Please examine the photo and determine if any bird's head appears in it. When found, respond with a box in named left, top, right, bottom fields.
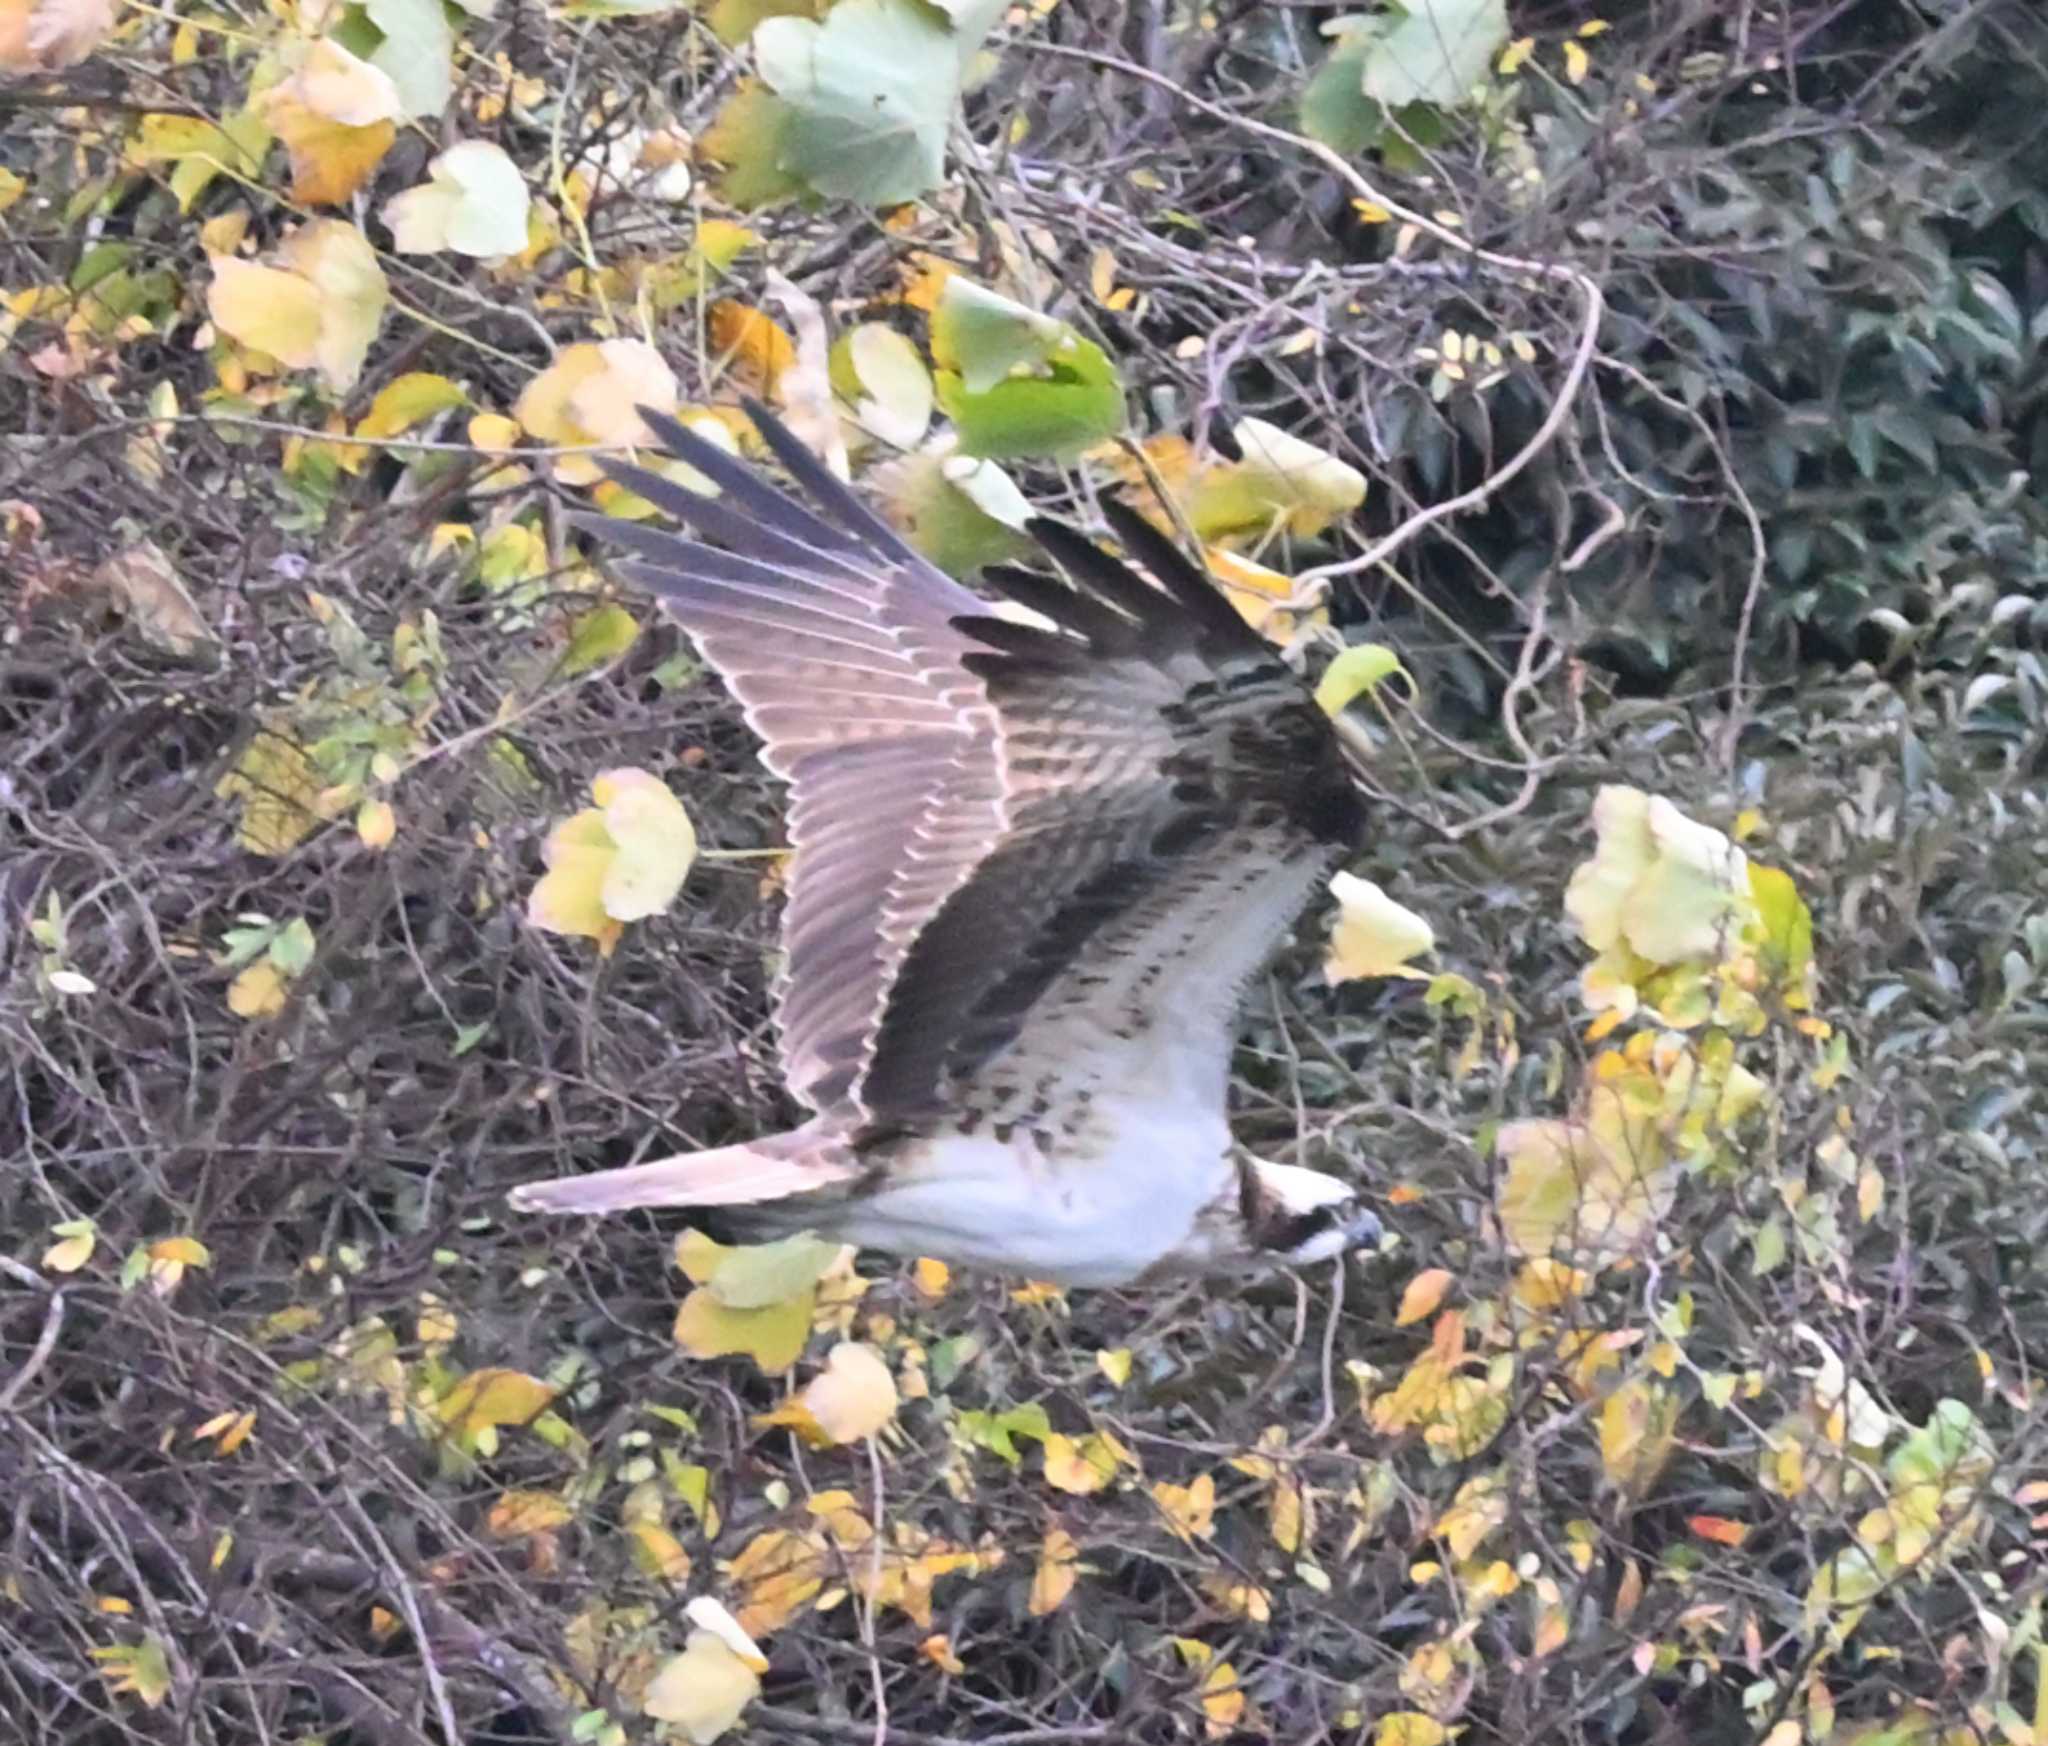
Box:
left=1244, top=1158, right=1383, bottom=1267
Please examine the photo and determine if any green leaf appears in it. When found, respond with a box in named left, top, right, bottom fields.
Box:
left=560, top=603, right=641, bottom=676
left=267, top=917, right=317, bottom=975
left=361, top=0, right=454, bottom=120
left=1360, top=0, right=1511, bottom=109
left=705, top=1234, right=842, bottom=1309
left=1315, top=643, right=1410, bottom=715
left=1299, top=21, right=1386, bottom=154
left=937, top=336, right=1125, bottom=462
left=930, top=279, right=1069, bottom=395
left=754, top=0, right=993, bottom=206
left=874, top=449, right=1034, bottom=575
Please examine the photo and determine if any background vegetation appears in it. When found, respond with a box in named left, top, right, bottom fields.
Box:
left=6, top=1, right=2048, bottom=1743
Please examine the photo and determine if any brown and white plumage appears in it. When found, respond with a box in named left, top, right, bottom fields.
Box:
left=507, top=403, right=1382, bottom=1285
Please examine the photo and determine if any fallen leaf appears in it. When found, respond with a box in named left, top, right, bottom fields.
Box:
left=1041, top=1431, right=1124, bottom=1495
left=41, top=1220, right=96, bottom=1273
left=433, top=1368, right=555, bottom=1439
left=1028, top=1522, right=1079, bottom=1615
left=1152, top=1473, right=1216, bottom=1543
left=93, top=542, right=213, bottom=655
left=797, top=1341, right=898, bottom=1443
left=227, top=959, right=289, bottom=1019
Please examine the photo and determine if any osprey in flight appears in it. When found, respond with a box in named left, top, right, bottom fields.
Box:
left=508, top=403, right=1383, bottom=1286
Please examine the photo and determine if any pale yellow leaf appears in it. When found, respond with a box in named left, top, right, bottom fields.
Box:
left=1325, top=871, right=1435, bottom=982
left=798, top=1341, right=898, bottom=1443
left=41, top=1224, right=96, bottom=1273
left=383, top=140, right=530, bottom=257
left=592, top=767, right=695, bottom=921
left=642, top=1633, right=761, bottom=1743
left=1564, top=786, right=1750, bottom=967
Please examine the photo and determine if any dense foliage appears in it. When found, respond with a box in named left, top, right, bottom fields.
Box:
left=5, top=2, right=2048, bottom=1744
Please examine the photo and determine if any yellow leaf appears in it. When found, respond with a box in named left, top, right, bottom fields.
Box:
left=1325, top=871, right=1435, bottom=982
left=1199, top=1573, right=1271, bottom=1622
left=920, top=1632, right=965, bottom=1674
left=673, top=1286, right=812, bottom=1373
left=227, top=960, right=289, bottom=1018
left=1563, top=38, right=1590, bottom=84
left=642, top=1633, right=761, bottom=1744
left=287, top=36, right=402, bottom=126
left=912, top=1256, right=950, bottom=1299
left=1599, top=1379, right=1679, bottom=1494
left=1396, top=1267, right=1454, bottom=1327
left=487, top=1491, right=574, bottom=1537
left=207, top=258, right=325, bottom=370
left=627, top=1521, right=693, bottom=1582
left=1315, top=642, right=1411, bottom=715
left=356, top=798, right=396, bottom=849
left=1497, top=36, right=1534, bottom=74
left=707, top=300, right=795, bottom=396
left=42, top=1224, right=96, bottom=1273
left=90, top=1637, right=172, bottom=1708
left=1375, top=1713, right=1449, bottom=1746
left=797, top=1341, right=898, bottom=1443
left=515, top=339, right=679, bottom=485
left=689, top=217, right=758, bottom=280
left=592, top=767, right=697, bottom=921
left=729, top=1527, right=827, bottom=1637
left=262, top=91, right=394, bottom=206
left=1494, top=1106, right=1672, bottom=1262
left=1151, top=1473, right=1215, bottom=1543
left=1028, top=1523, right=1079, bottom=1616
left=214, top=724, right=321, bottom=855
left=527, top=810, right=622, bottom=953
left=1095, top=1347, right=1132, bottom=1388
left=357, top=372, right=468, bottom=441
left=1188, top=416, right=1366, bottom=541
left=433, top=1368, right=555, bottom=1438
left=1510, top=1258, right=1589, bottom=1311
left=1042, top=1432, right=1121, bottom=1495
left=1564, top=787, right=1750, bottom=968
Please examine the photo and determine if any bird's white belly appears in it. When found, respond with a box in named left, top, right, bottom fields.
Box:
left=833, top=1110, right=1234, bottom=1288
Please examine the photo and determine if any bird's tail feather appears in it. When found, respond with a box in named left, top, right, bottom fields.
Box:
left=506, top=1130, right=854, bottom=1216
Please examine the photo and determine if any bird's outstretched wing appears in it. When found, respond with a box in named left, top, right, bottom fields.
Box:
left=586, top=405, right=1363, bottom=1136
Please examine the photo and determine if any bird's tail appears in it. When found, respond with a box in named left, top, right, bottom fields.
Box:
left=506, top=1128, right=856, bottom=1216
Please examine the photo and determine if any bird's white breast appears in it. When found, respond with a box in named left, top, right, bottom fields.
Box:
left=834, top=1096, right=1235, bottom=1287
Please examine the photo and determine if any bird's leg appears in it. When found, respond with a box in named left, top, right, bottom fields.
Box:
left=1282, top=1257, right=1347, bottom=1457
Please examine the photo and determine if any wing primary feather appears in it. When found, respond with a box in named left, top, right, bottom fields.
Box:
left=586, top=464, right=873, bottom=587
left=949, top=613, right=1090, bottom=664
left=631, top=406, right=859, bottom=556
left=1025, top=516, right=1191, bottom=635
left=735, top=394, right=929, bottom=563
left=981, top=565, right=1141, bottom=650
left=1098, top=497, right=1264, bottom=649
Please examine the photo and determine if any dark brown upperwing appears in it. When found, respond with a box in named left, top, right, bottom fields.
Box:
left=854, top=512, right=1365, bottom=1118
